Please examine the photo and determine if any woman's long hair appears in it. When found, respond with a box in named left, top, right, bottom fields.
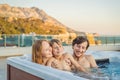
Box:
left=32, top=40, right=48, bottom=64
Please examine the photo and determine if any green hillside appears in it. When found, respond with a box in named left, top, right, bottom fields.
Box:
left=0, top=17, right=67, bottom=34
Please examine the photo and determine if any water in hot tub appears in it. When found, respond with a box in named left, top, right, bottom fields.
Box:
left=98, top=61, right=120, bottom=80
left=63, top=46, right=120, bottom=80
left=72, top=50, right=120, bottom=80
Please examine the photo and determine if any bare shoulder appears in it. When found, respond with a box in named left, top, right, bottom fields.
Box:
left=85, top=54, right=98, bottom=68
left=63, top=52, right=72, bottom=57
left=48, top=57, right=56, bottom=63
left=85, top=54, right=95, bottom=60
left=46, top=57, right=58, bottom=66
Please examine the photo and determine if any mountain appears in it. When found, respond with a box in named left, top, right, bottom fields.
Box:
left=0, top=4, right=75, bottom=34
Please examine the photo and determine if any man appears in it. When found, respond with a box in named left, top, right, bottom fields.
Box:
left=72, top=36, right=98, bottom=68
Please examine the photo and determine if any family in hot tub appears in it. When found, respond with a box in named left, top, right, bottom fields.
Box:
left=32, top=36, right=99, bottom=79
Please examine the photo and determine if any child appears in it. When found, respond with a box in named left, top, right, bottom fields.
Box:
left=72, top=36, right=98, bottom=68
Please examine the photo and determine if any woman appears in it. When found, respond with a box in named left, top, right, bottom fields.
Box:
left=32, top=40, right=62, bottom=69
left=72, top=36, right=98, bottom=68
left=50, top=39, right=88, bottom=73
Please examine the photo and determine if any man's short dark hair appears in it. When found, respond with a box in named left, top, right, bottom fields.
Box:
left=72, top=36, right=89, bottom=50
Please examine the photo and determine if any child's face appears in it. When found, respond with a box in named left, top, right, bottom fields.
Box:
left=41, top=41, right=52, bottom=58
left=52, top=42, right=63, bottom=57
left=73, top=41, right=87, bottom=57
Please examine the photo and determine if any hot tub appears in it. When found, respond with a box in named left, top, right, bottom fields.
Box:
left=7, top=50, right=120, bottom=80
left=7, top=54, right=88, bottom=80
left=86, top=50, right=120, bottom=80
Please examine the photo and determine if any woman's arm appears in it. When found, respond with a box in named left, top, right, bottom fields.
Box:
left=46, top=58, right=62, bottom=70
left=46, top=58, right=54, bottom=67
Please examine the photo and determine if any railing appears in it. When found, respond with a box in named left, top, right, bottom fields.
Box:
left=94, top=35, right=120, bottom=45
left=0, top=34, right=59, bottom=47
left=0, top=34, right=120, bottom=47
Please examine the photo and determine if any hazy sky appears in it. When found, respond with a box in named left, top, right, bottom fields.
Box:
left=0, top=0, right=120, bottom=35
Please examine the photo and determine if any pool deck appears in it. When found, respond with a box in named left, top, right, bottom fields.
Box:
left=0, top=47, right=32, bottom=80
left=0, top=58, right=7, bottom=80
left=0, top=45, right=120, bottom=58
left=88, top=45, right=120, bottom=51
left=0, top=47, right=32, bottom=58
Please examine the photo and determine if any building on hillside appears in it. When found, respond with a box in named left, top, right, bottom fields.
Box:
left=85, top=33, right=95, bottom=45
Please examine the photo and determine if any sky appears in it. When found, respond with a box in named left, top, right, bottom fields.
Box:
left=0, top=0, right=120, bottom=35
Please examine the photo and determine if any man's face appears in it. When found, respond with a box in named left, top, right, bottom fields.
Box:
left=73, top=41, right=87, bottom=57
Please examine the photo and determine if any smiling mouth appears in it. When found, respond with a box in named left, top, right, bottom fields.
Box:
left=76, top=51, right=81, bottom=53
left=57, top=51, right=60, bottom=54
left=76, top=51, right=83, bottom=55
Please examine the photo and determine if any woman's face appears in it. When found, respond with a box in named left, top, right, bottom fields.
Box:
left=51, top=42, right=63, bottom=57
left=41, top=41, right=52, bottom=58
left=73, top=41, right=87, bottom=57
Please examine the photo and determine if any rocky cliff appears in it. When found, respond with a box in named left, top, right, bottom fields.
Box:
left=0, top=4, right=74, bottom=34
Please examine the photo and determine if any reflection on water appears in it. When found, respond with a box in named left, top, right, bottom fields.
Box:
left=97, top=62, right=120, bottom=80
left=74, top=62, right=120, bottom=80
left=73, top=68, right=109, bottom=80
